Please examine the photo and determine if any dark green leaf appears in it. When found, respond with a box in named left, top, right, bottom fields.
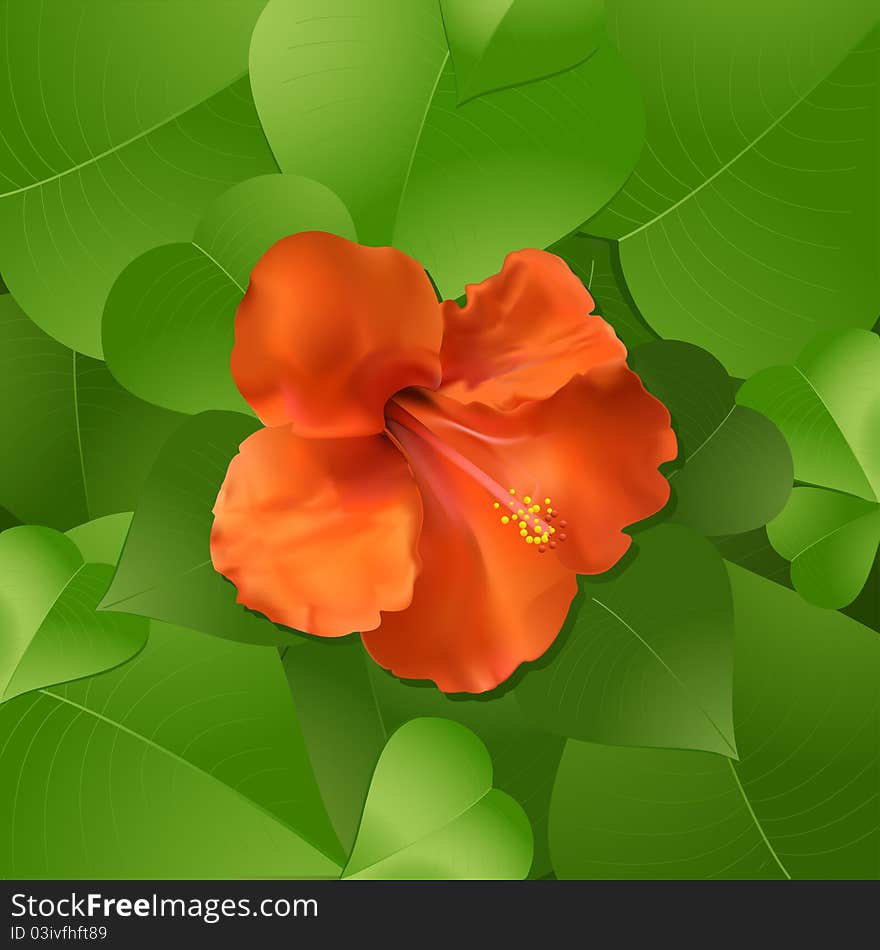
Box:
left=516, top=524, right=736, bottom=756
left=99, top=411, right=286, bottom=646
left=549, top=564, right=880, bottom=879
left=0, top=297, right=184, bottom=530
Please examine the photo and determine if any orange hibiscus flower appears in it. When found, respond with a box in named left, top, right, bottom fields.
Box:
left=210, top=232, right=676, bottom=693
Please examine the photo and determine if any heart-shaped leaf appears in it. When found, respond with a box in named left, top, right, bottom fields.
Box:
left=343, top=718, right=532, bottom=879
left=440, top=0, right=606, bottom=103
left=249, top=0, right=643, bottom=298
left=0, top=296, right=184, bottom=530
left=739, top=329, right=880, bottom=606
left=0, top=1, right=277, bottom=357
left=516, top=524, right=737, bottom=757
left=630, top=340, right=793, bottom=536
left=103, top=174, right=356, bottom=415
left=549, top=564, right=880, bottom=879
left=582, top=5, right=878, bottom=377
left=99, top=410, right=287, bottom=646
left=0, top=525, right=147, bottom=704
left=65, top=512, right=133, bottom=568
left=0, top=621, right=343, bottom=877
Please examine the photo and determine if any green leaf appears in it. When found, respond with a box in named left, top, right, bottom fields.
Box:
left=516, top=524, right=737, bottom=757
left=103, top=174, right=356, bottom=415
left=711, top=528, right=792, bottom=588
left=0, top=0, right=279, bottom=357
left=249, top=0, right=643, bottom=298
left=343, top=718, right=532, bottom=879
left=0, top=526, right=147, bottom=704
left=0, top=296, right=184, bottom=530
left=738, top=330, right=880, bottom=502
left=738, top=329, right=880, bottom=606
left=583, top=6, right=878, bottom=377
left=549, top=233, right=657, bottom=352
left=99, top=410, right=287, bottom=646
left=630, top=340, right=793, bottom=535
left=0, top=621, right=343, bottom=877
left=368, top=663, right=564, bottom=878
left=65, top=512, right=133, bottom=567
left=440, top=0, right=606, bottom=103
left=768, top=488, right=880, bottom=609
left=549, top=564, right=880, bottom=879
left=282, top=638, right=387, bottom=856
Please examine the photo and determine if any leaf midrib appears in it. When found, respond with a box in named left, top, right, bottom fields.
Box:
left=0, top=72, right=248, bottom=199
left=37, top=686, right=342, bottom=870
left=617, top=36, right=862, bottom=243
left=591, top=597, right=737, bottom=757
left=727, top=759, right=791, bottom=880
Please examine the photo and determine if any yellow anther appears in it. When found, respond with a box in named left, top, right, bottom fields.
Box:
left=542, top=534, right=549, bottom=544
left=501, top=516, right=510, bottom=524
left=544, top=498, right=551, bottom=505
left=526, top=536, right=534, bottom=544
left=517, top=509, right=524, bottom=516
left=520, top=528, right=528, bottom=537
left=509, top=500, right=515, bottom=508
left=509, top=488, right=516, bottom=495
left=524, top=495, right=532, bottom=504
left=533, top=525, right=542, bottom=534
left=493, top=502, right=500, bottom=509
left=531, top=505, right=541, bottom=514
left=512, top=515, right=519, bottom=522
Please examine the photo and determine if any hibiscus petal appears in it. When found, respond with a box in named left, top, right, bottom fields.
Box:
left=362, top=403, right=578, bottom=693
left=393, top=365, right=676, bottom=577
left=231, top=232, right=443, bottom=437
left=438, top=248, right=626, bottom=410
left=211, top=425, right=423, bottom=636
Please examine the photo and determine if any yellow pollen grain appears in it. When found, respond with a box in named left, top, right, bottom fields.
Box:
left=542, top=534, right=549, bottom=544
left=501, top=516, right=510, bottom=524
left=531, top=505, right=541, bottom=513
left=549, top=526, right=556, bottom=535
left=526, top=536, right=534, bottom=544
left=517, top=509, right=524, bottom=516
left=509, top=488, right=516, bottom=495
left=544, top=498, right=551, bottom=505
left=493, top=502, right=500, bottom=509
left=533, top=525, right=542, bottom=534
left=520, top=528, right=528, bottom=537
left=524, top=495, right=532, bottom=504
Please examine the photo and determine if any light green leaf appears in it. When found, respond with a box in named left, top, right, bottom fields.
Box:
left=0, top=526, right=146, bottom=704
left=103, top=174, right=356, bottom=415
left=0, top=0, right=277, bottom=357
left=0, top=296, right=184, bottom=530
left=343, top=718, right=532, bottom=879
left=65, top=512, right=133, bottom=567
left=738, top=328, right=880, bottom=606
left=282, top=638, right=387, bottom=856
left=630, top=340, right=793, bottom=535
left=99, top=410, right=287, bottom=646
left=250, top=0, right=642, bottom=298
left=768, top=488, right=880, bottom=609
left=738, top=330, right=880, bottom=502
left=516, top=524, right=737, bottom=757
left=549, top=233, right=657, bottom=351
left=584, top=5, right=878, bottom=377
left=368, top=663, right=564, bottom=879
left=0, top=621, right=343, bottom=877
left=440, top=0, right=606, bottom=102
left=549, top=564, right=880, bottom=879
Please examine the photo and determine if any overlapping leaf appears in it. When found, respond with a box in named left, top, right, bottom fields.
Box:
left=343, top=718, right=532, bottom=879
left=103, top=174, right=356, bottom=415
left=0, top=621, right=343, bottom=878
left=0, top=2, right=278, bottom=356
left=0, top=525, right=146, bottom=704
left=0, top=296, right=184, bottom=530
left=584, top=3, right=878, bottom=376
left=630, top=340, right=793, bottom=536
left=739, top=329, right=880, bottom=606
left=249, top=0, right=643, bottom=298
left=549, top=565, right=880, bottom=879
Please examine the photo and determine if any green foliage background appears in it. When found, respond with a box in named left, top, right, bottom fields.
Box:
left=0, top=0, right=877, bottom=880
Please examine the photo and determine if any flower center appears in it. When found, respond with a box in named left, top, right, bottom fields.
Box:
left=385, top=398, right=568, bottom=555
